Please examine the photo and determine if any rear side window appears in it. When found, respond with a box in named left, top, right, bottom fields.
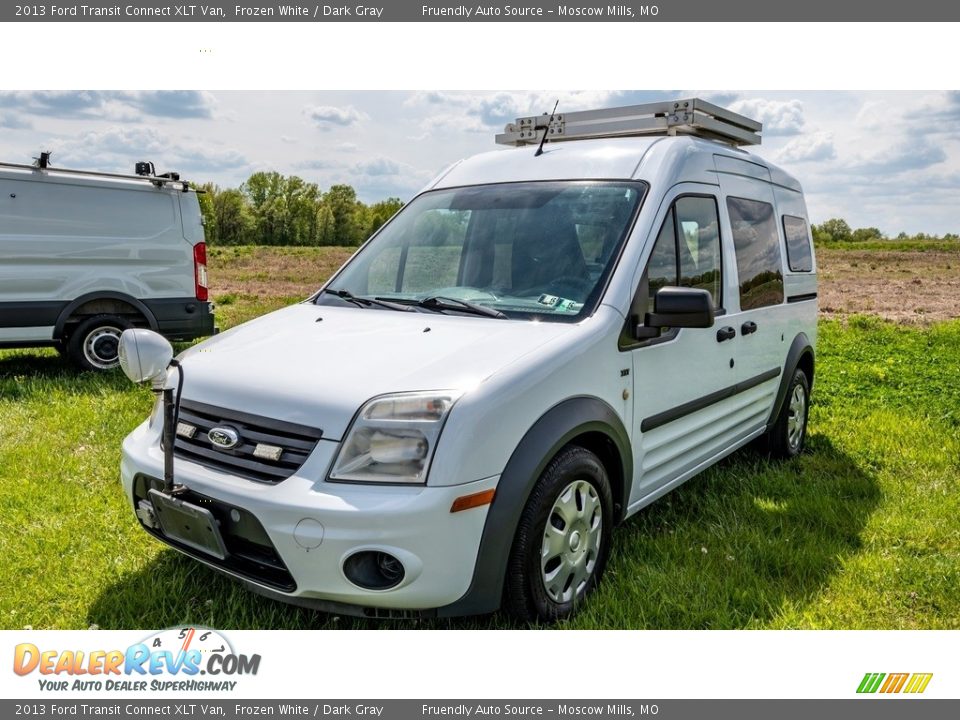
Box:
left=726, top=197, right=784, bottom=310
left=782, top=215, right=813, bottom=272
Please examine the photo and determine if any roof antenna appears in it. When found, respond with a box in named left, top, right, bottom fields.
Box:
left=33, top=151, right=52, bottom=169
left=534, top=99, right=559, bottom=157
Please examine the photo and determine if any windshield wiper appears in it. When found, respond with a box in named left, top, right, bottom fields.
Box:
left=376, top=295, right=507, bottom=319
left=321, top=288, right=414, bottom=312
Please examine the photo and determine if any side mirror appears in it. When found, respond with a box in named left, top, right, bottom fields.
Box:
left=118, top=329, right=174, bottom=384
left=634, top=287, right=715, bottom=339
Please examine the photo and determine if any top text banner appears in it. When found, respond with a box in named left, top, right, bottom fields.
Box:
left=5, top=0, right=960, bottom=21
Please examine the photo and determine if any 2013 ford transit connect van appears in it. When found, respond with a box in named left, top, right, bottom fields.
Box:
left=119, top=99, right=818, bottom=621
left=0, top=155, right=214, bottom=371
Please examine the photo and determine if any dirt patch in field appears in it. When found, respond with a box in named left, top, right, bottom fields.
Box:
left=817, top=248, right=960, bottom=325
left=208, top=246, right=355, bottom=300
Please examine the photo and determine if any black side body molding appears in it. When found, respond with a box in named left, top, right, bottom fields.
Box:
left=0, top=300, right=68, bottom=328
left=437, top=396, right=632, bottom=618
left=767, top=332, right=815, bottom=426
left=640, top=367, right=781, bottom=433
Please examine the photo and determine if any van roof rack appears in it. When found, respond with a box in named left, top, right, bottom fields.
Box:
left=0, top=155, right=193, bottom=191
left=496, top=98, right=762, bottom=148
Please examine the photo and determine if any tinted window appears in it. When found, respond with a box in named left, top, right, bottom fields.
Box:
left=675, top=196, right=722, bottom=309
left=727, top=197, right=784, bottom=310
left=782, top=215, right=813, bottom=272
left=636, top=196, right=722, bottom=326
left=646, top=208, right=678, bottom=304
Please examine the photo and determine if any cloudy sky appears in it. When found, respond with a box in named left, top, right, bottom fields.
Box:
left=1, top=90, right=958, bottom=234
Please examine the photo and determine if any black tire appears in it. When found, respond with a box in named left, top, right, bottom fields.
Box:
left=65, top=314, right=134, bottom=372
left=504, top=445, right=614, bottom=623
left=768, top=368, right=811, bottom=459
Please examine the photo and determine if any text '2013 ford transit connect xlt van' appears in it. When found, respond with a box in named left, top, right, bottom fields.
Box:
left=118, top=99, right=818, bottom=621
left=0, top=155, right=214, bottom=371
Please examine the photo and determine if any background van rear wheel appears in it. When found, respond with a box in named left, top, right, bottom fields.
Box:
left=66, top=314, right=134, bottom=372
left=504, top=445, right=613, bottom=623
left=769, top=368, right=810, bottom=458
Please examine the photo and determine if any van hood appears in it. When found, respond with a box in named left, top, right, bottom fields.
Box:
left=177, top=303, right=572, bottom=440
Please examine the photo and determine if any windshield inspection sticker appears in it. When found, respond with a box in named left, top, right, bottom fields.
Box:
left=538, top=295, right=583, bottom=312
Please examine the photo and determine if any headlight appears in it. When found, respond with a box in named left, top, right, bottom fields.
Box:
left=328, top=391, right=462, bottom=484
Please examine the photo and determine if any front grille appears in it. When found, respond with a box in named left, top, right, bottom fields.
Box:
left=173, top=399, right=324, bottom=484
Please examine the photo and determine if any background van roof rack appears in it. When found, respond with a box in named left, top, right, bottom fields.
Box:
left=0, top=154, right=193, bottom=191
left=496, top=98, right=762, bottom=148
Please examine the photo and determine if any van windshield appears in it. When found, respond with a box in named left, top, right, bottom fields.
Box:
left=315, top=181, right=645, bottom=322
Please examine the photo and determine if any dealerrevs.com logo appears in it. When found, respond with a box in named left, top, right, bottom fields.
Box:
left=13, top=627, right=260, bottom=692
left=857, top=673, right=933, bottom=694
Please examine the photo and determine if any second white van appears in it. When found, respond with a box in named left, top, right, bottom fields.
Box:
left=0, top=155, right=214, bottom=371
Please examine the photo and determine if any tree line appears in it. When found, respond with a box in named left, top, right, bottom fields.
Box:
left=812, top=218, right=959, bottom=244
left=197, top=172, right=404, bottom=246
left=197, top=178, right=958, bottom=249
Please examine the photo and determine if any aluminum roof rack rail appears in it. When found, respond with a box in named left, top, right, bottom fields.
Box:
left=0, top=154, right=193, bottom=191
left=496, top=98, right=762, bottom=148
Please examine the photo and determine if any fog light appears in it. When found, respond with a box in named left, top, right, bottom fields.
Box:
left=343, top=551, right=406, bottom=590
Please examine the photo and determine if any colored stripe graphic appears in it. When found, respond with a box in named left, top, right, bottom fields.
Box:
left=857, top=672, right=932, bottom=694
left=904, top=673, right=934, bottom=694
left=857, top=673, right=885, bottom=693
left=880, top=673, right=909, bottom=693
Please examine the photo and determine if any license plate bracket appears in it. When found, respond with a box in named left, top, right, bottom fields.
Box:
left=148, top=489, right=229, bottom=560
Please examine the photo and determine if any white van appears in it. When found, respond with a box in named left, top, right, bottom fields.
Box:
left=119, top=99, right=818, bottom=621
left=0, top=155, right=214, bottom=370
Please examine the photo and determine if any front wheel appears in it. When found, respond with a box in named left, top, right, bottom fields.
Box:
left=504, top=445, right=613, bottom=623
left=768, top=368, right=810, bottom=458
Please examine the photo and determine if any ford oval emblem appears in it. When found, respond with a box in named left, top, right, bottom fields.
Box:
left=208, top=426, right=240, bottom=450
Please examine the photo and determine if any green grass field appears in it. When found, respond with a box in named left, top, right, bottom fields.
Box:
left=1, top=249, right=958, bottom=630
left=815, top=239, right=960, bottom=253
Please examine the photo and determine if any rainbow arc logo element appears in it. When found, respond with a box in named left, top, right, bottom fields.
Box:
left=857, top=672, right=933, bottom=694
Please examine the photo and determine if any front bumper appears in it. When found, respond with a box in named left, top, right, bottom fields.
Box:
left=121, top=421, right=497, bottom=615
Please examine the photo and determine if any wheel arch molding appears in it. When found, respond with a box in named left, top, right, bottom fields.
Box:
left=54, top=291, right=159, bottom=339
left=768, top=332, right=815, bottom=426
left=437, top=395, right=632, bottom=617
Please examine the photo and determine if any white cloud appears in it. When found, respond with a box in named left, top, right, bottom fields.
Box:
left=846, top=137, right=946, bottom=175
left=777, top=132, right=836, bottom=163
left=123, top=91, right=217, bottom=119
left=294, top=158, right=339, bottom=171
left=0, top=113, right=32, bottom=130
left=355, top=157, right=403, bottom=176
left=406, top=90, right=621, bottom=135
left=304, top=105, right=368, bottom=129
left=49, top=125, right=247, bottom=174
left=730, top=98, right=805, bottom=136
left=0, top=90, right=217, bottom=121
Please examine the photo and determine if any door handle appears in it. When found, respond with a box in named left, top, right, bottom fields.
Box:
left=716, top=326, right=736, bottom=342
left=741, top=321, right=758, bottom=335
